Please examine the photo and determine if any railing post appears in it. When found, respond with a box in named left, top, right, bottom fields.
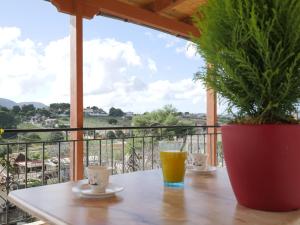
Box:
left=70, top=11, right=84, bottom=181
left=206, top=64, right=218, bottom=166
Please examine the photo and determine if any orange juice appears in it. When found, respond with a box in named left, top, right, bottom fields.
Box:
left=160, top=151, right=187, bottom=186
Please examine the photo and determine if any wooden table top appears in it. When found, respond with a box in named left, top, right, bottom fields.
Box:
left=8, top=169, right=300, bottom=225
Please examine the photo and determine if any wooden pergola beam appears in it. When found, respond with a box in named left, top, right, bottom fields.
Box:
left=149, top=0, right=186, bottom=13
left=206, top=88, right=217, bottom=166
left=206, top=64, right=217, bottom=166
left=70, top=14, right=84, bottom=181
left=50, top=0, right=200, bottom=39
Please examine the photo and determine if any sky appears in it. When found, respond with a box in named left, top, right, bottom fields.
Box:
left=0, top=0, right=213, bottom=114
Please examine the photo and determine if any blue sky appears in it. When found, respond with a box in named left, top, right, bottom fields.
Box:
left=0, top=0, right=210, bottom=113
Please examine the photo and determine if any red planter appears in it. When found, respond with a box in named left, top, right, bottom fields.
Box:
left=222, top=125, right=300, bottom=211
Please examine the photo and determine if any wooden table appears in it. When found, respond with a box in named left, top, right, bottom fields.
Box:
left=8, top=169, right=300, bottom=225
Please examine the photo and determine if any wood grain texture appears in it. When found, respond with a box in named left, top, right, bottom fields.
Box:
left=50, top=0, right=201, bottom=39
left=8, top=169, right=300, bottom=225
left=70, top=15, right=84, bottom=181
left=206, top=64, right=217, bottom=166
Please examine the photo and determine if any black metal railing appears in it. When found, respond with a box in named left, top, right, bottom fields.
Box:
left=0, top=125, right=221, bottom=224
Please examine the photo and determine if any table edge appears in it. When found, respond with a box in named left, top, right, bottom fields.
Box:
left=8, top=192, right=68, bottom=225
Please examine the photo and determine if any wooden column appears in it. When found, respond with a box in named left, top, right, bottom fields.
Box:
left=206, top=65, right=217, bottom=166
left=70, top=14, right=84, bottom=181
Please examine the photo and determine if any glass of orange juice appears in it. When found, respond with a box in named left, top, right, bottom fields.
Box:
left=160, top=151, right=187, bottom=187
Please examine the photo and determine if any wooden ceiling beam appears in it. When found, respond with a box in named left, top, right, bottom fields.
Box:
left=89, top=0, right=200, bottom=39
left=50, top=0, right=99, bottom=19
left=50, top=0, right=200, bottom=39
left=149, top=0, right=186, bottom=13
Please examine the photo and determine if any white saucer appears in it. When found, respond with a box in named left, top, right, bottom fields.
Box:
left=72, top=181, right=124, bottom=199
left=187, top=166, right=217, bottom=174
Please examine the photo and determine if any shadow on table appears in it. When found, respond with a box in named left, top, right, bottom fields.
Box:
left=232, top=204, right=300, bottom=225
left=161, top=187, right=187, bottom=223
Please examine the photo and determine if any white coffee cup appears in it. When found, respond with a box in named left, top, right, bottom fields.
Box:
left=191, top=153, right=208, bottom=170
left=86, top=165, right=110, bottom=193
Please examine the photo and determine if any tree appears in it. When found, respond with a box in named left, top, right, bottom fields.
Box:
left=115, top=130, right=125, bottom=139
left=109, top=107, right=125, bottom=117
left=0, top=111, right=18, bottom=139
left=37, top=108, right=51, bottom=117
left=133, top=105, right=193, bottom=138
left=49, top=103, right=70, bottom=115
left=12, top=105, right=21, bottom=114
left=30, top=151, right=49, bottom=160
left=0, top=111, right=18, bottom=129
left=0, top=106, right=9, bottom=112
left=133, top=105, right=179, bottom=127
left=108, top=118, right=118, bottom=125
left=23, top=133, right=41, bottom=142
left=106, top=131, right=116, bottom=139
left=21, top=104, right=36, bottom=117
left=49, top=132, right=64, bottom=141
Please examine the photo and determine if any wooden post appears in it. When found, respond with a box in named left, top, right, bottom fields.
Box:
left=70, top=14, right=84, bottom=181
left=206, top=65, right=217, bottom=166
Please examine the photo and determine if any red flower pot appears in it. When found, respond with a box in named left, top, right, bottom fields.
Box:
left=222, top=125, right=300, bottom=211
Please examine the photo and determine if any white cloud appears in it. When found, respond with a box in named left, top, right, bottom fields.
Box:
left=176, top=41, right=200, bottom=60
left=0, top=26, right=207, bottom=113
left=85, top=78, right=206, bottom=113
left=147, top=58, right=157, bottom=73
left=144, top=31, right=154, bottom=39
left=157, top=33, right=180, bottom=48
left=0, top=27, right=21, bottom=48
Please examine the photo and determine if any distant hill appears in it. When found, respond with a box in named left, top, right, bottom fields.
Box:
left=0, top=98, right=17, bottom=108
left=0, top=98, right=47, bottom=109
left=18, top=102, right=47, bottom=109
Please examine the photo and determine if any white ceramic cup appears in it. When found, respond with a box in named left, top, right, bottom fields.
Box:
left=86, top=165, right=110, bottom=193
left=191, top=153, right=208, bottom=170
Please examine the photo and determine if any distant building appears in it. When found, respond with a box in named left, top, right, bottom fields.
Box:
left=15, top=161, right=44, bottom=173
left=84, top=108, right=93, bottom=114
left=84, top=107, right=108, bottom=117
left=125, top=112, right=134, bottom=117
left=30, top=115, right=46, bottom=124
left=44, top=118, right=58, bottom=127
left=89, top=112, right=108, bottom=117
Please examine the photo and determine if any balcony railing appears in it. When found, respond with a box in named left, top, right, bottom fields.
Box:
left=0, top=125, right=221, bottom=224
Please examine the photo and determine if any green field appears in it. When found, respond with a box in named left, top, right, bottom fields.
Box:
left=83, top=116, right=132, bottom=127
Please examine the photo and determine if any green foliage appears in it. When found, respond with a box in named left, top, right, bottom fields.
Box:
left=0, top=106, right=9, bottom=112
left=29, top=151, right=49, bottom=160
left=12, top=105, right=21, bottom=114
left=115, top=130, right=125, bottom=138
left=133, top=105, right=193, bottom=138
left=106, top=131, right=116, bottom=139
left=30, top=152, right=41, bottom=160
left=27, top=179, right=42, bottom=188
left=109, top=107, right=125, bottom=117
left=193, top=0, right=300, bottom=124
left=0, top=111, right=18, bottom=129
left=49, top=131, right=64, bottom=141
left=0, top=145, right=11, bottom=158
left=50, top=103, right=70, bottom=115
left=37, top=108, right=51, bottom=117
left=133, top=105, right=178, bottom=126
left=21, top=104, right=36, bottom=117
left=108, top=118, right=118, bottom=125
left=23, top=133, right=41, bottom=142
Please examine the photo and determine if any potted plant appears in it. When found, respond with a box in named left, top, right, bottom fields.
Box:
left=193, top=0, right=300, bottom=211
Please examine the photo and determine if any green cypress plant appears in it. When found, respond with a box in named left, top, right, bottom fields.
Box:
left=193, top=0, right=300, bottom=124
